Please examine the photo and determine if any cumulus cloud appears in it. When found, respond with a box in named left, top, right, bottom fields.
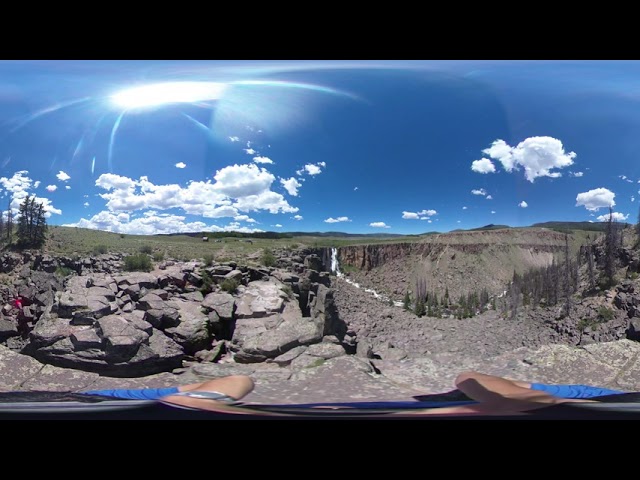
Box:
left=369, top=222, right=390, bottom=228
left=293, top=215, right=303, bottom=220
left=324, top=216, right=351, bottom=223
left=403, top=209, right=437, bottom=220
left=486, top=195, right=493, bottom=200
left=94, top=166, right=297, bottom=218
left=482, top=136, right=575, bottom=182
left=234, top=215, right=256, bottom=223
left=471, top=158, right=496, bottom=174
left=491, top=210, right=496, bottom=214
left=65, top=186, right=71, bottom=190
left=33, top=181, right=40, bottom=188
left=64, top=210, right=263, bottom=235
left=0, top=171, right=62, bottom=218
left=354, top=186, right=358, bottom=191
left=569, top=171, right=584, bottom=177
left=471, top=189, right=487, bottom=196
left=273, top=224, right=282, bottom=228
left=244, top=148, right=256, bottom=155
left=596, top=212, right=629, bottom=222
left=253, top=156, right=274, bottom=164
left=576, top=187, right=616, bottom=211
left=46, top=185, right=57, bottom=192
left=632, top=196, right=636, bottom=202
left=619, top=175, right=633, bottom=183
left=213, top=164, right=275, bottom=198
left=56, top=171, right=70, bottom=182
left=304, top=164, right=322, bottom=175
left=280, top=177, right=302, bottom=196
left=519, top=201, right=528, bottom=208
left=175, top=162, right=186, bottom=169
left=84, top=202, right=89, bottom=207
left=229, top=136, right=240, bottom=142
left=462, top=206, right=468, bottom=210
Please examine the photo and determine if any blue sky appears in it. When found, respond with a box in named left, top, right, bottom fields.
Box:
left=0, top=60, right=638, bottom=235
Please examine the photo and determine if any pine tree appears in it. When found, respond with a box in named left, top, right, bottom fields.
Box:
left=6, top=204, right=13, bottom=243
left=403, top=291, right=411, bottom=311
left=16, top=195, right=47, bottom=247
left=604, top=207, right=616, bottom=287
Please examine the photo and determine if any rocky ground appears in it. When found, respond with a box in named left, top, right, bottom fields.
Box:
left=0, top=239, right=638, bottom=406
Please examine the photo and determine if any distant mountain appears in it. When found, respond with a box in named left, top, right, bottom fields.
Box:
left=287, top=231, right=410, bottom=238
left=531, top=221, right=629, bottom=232
left=467, top=224, right=511, bottom=231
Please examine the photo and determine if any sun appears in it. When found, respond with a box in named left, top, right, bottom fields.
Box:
left=110, top=81, right=227, bottom=109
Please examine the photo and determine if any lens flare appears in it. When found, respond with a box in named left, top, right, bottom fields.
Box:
left=110, top=82, right=227, bottom=109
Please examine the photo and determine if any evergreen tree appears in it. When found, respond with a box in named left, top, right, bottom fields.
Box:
left=6, top=204, right=12, bottom=243
left=403, top=291, right=411, bottom=311
left=16, top=195, right=47, bottom=247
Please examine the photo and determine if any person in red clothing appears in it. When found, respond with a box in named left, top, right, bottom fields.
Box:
left=13, top=297, right=23, bottom=310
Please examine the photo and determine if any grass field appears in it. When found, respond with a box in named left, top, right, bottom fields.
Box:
left=42, top=226, right=417, bottom=264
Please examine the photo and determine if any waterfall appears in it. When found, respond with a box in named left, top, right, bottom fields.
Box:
left=331, top=247, right=403, bottom=307
left=330, top=247, right=342, bottom=277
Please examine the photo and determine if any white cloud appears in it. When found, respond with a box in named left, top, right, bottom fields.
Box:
left=273, top=224, right=282, bottom=228
left=175, top=162, right=186, bottom=169
left=491, top=210, right=496, bottom=214
left=33, top=181, right=40, bottom=188
left=65, top=186, right=71, bottom=190
left=234, top=215, right=256, bottom=223
left=324, top=216, right=351, bottom=223
left=213, top=164, right=274, bottom=198
left=596, top=212, right=629, bottom=222
left=84, top=202, right=89, bottom=207
left=56, top=171, right=70, bottom=182
left=569, top=171, right=584, bottom=177
left=94, top=167, right=297, bottom=217
left=295, top=169, right=304, bottom=176
left=253, top=156, right=274, bottom=164
left=403, top=209, right=437, bottom=220
left=46, top=185, right=57, bottom=192
left=293, top=215, right=303, bottom=220
left=244, top=148, right=256, bottom=155
left=486, top=195, right=493, bottom=200
left=246, top=141, right=252, bottom=147
left=418, top=209, right=437, bottom=217
left=354, top=186, right=359, bottom=191
left=304, top=164, right=322, bottom=175
left=471, top=158, right=496, bottom=174
left=471, top=189, right=487, bottom=196
left=518, top=201, right=528, bottom=208
left=482, top=136, right=575, bottom=182
left=64, top=210, right=264, bottom=235
left=280, top=177, right=302, bottom=196
left=632, top=196, right=635, bottom=202
left=369, top=222, right=390, bottom=228
left=318, top=161, right=326, bottom=167
left=619, top=175, right=633, bottom=183
left=229, top=136, right=240, bottom=142
left=576, top=187, right=616, bottom=211
left=462, top=206, right=467, bottom=210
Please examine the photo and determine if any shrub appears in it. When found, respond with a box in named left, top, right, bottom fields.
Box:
left=220, top=278, right=239, bottom=294
left=200, top=269, right=214, bottom=295
left=282, top=284, right=294, bottom=298
left=139, top=245, right=153, bottom=254
left=93, top=245, right=108, bottom=255
left=124, top=253, right=153, bottom=272
left=120, top=234, right=125, bottom=239
left=203, top=253, right=214, bottom=266
left=261, top=248, right=276, bottom=267
left=597, top=306, right=615, bottom=321
left=153, top=251, right=165, bottom=262
left=55, top=266, right=73, bottom=277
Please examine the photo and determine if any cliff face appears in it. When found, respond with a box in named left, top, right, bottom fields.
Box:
left=333, top=229, right=576, bottom=300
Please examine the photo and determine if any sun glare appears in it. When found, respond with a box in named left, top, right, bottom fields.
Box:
left=110, top=81, right=227, bottom=109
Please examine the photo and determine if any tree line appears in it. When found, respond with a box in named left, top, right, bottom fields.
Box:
left=0, top=196, right=48, bottom=248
